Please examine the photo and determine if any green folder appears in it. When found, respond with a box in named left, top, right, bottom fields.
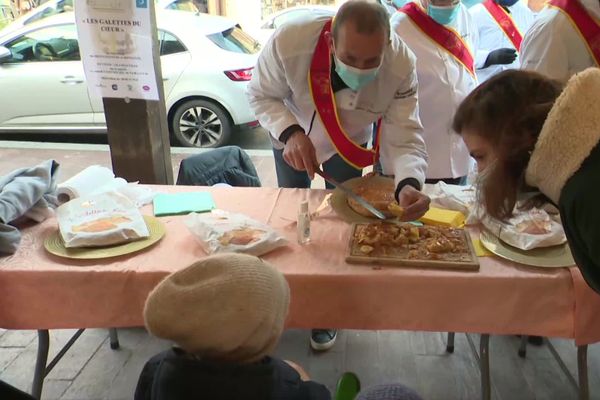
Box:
left=153, top=192, right=216, bottom=217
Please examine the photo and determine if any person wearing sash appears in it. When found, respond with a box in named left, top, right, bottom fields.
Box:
left=520, top=0, right=600, bottom=82
left=470, top=0, right=535, bottom=82
left=391, top=0, right=478, bottom=184
left=247, top=0, right=429, bottom=352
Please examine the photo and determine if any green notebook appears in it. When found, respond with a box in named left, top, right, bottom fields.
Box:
left=153, top=192, right=216, bottom=217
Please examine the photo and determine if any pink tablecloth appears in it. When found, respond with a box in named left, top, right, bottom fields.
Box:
left=1, top=185, right=599, bottom=345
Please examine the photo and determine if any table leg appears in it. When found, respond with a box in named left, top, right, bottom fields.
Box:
left=446, top=332, right=455, bottom=353
left=578, top=345, right=589, bottom=400
left=109, top=328, right=120, bottom=350
left=32, top=330, right=49, bottom=400
left=518, top=335, right=528, bottom=358
left=480, top=334, right=491, bottom=400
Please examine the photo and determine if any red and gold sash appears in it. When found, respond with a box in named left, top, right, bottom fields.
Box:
left=483, top=0, right=523, bottom=51
left=400, top=2, right=476, bottom=76
left=308, top=19, right=381, bottom=169
left=548, top=0, right=600, bottom=66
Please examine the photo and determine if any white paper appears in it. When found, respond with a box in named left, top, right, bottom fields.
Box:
left=75, top=0, right=159, bottom=100
left=476, top=206, right=566, bottom=250
left=57, top=165, right=117, bottom=203
left=423, top=182, right=476, bottom=217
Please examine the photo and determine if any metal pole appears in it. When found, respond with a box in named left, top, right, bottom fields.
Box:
left=578, top=345, right=589, bottom=400
left=109, top=328, right=120, bottom=350
left=446, top=332, right=455, bottom=353
left=518, top=335, right=528, bottom=358
left=31, top=330, right=49, bottom=400
left=480, top=334, right=491, bottom=400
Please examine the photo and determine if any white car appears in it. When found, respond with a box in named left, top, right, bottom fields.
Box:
left=0, top=10, right=261, bottom=148
left=251, top=5, right=336, bottom=44
left=0, top=0, right=203, bottom=37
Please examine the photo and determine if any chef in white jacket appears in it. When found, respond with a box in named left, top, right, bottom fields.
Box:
left=470, top=0, right=535, bottom=82
left=520, top=0, right=600, bottom=82
left=392, top=0, right=478, bottom=183
left=247, top=0, right=430, bottom=352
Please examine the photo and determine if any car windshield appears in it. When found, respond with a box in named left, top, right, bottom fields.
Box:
left=25, top=0, right=73, bottom=25
left=207, top=26, right=260, bottom=54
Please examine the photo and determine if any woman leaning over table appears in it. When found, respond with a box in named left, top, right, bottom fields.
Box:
left=451, top=67, right=600, bottom=294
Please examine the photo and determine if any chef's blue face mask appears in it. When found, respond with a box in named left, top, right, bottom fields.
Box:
left=333, top=49, right=383, bottom=92
left=428, top=1, right=461, bottom=26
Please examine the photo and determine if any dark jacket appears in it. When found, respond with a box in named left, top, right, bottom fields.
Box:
left=525, top=68, right=600, bottom=294
left=176, top=146, right=261, bottom=187
left=559, top=143, right=600, bottom=293
left=134, top=348, right=331, bottom=400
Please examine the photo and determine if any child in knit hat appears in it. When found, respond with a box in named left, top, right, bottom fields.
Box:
left=134, top=253, right=331, bottom=400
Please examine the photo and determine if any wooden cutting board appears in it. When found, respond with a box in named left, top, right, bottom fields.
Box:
left=346, top=223, right=480, bottom=271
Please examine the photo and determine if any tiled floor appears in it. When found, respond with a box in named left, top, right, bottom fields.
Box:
left=0, top=141, right=598, bottom=400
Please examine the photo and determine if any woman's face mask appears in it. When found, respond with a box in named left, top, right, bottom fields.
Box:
left=427, top=1, right=461, bottom=26
left=333, top=53, right=382, bottom=92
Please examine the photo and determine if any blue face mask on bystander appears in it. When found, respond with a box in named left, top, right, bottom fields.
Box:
left=427, top=2, right=461, bottom=25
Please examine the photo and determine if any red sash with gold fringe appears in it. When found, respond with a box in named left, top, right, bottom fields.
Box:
left=483, top=0, right=523, bottom=51
left=401, top=2, right=476, bottom=76
left=548, top=0, right=600, bottom=66
left=308, top=19, right=381, bottom=169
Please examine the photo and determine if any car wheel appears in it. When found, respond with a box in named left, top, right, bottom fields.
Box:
left=171, top=99, right=232, bottom=148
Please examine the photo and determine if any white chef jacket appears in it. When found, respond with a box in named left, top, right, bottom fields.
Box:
left=470, top=0, right=535, bottom=82
left=391, top=3, right=478, bottom=179
left=520, top=0, right=600, bottom=82
left=246, top=15, right=428, bottom=188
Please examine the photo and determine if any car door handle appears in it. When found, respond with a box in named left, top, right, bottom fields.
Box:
left=61, top=76, right=84, bottom=84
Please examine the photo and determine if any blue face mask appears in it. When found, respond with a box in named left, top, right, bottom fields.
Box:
left=427, top=3, right=461, bottom=26
left=334, top=55, right=381, bottom=92
left=462, top=0, right=483, bottom=8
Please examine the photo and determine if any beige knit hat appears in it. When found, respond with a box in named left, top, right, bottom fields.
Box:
left=143, top=253, right=290, bottom=364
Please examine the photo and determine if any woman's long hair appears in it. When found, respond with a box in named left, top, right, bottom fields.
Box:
left=453, top=70, right=563, bottom=220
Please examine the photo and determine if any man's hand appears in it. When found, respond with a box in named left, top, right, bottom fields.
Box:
left=484, top=48, right=517, bottom=68
left=397, top=185, right=430, bottom=222
left=283, top=131, right=318, bottom=179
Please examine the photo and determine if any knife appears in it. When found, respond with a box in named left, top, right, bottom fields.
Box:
left=315, top=169, right=387, bottom=220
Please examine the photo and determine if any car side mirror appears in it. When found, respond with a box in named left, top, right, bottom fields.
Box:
left=0, top=46, right=11, bottom=64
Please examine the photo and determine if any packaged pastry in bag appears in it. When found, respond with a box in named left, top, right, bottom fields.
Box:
left=57, top=191, right=149, bottom=248
left=185, top=210, right=288, bottom=256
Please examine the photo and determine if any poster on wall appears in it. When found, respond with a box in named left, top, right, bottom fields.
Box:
left=75, top=0, right=159, bottom=101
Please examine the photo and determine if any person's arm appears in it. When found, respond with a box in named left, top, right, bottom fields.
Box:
left=379, top=69, right=426, bottom=187
left=379, top=66, right=430, bottom=221
left=246, top=33, right=302, bottom=143
left=520, top=17, right=569, bottom=81
left=468, top=5, right=497, bottom=70
left=246, top=31, right=318, bottom=177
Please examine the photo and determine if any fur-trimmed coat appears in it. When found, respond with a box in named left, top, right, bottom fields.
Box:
left=526, top=67, right=600, bottom=293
